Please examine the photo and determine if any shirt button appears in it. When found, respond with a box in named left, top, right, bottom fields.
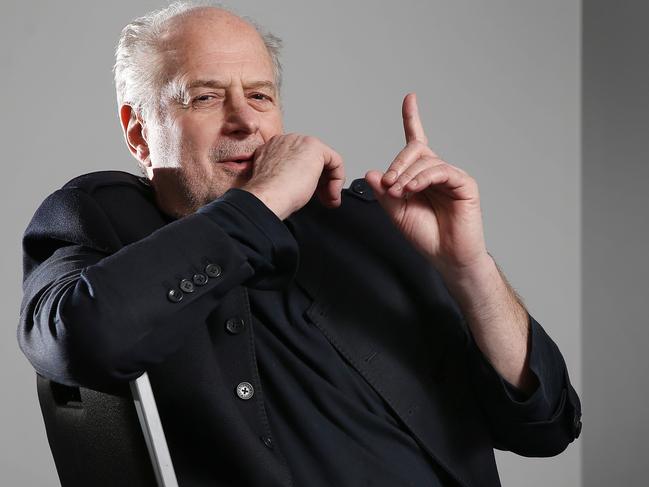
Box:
left=179, top=279, right=195, bottom=293
left=205, top=263, right=222, bottom=278
left=236, top=382, right=254, bottom=400
left=167, top=288, right=183, bottom=303
left=225, top=317, right=246, bottom=335
left=192, top=273, right=208, bottom=286
left=260, top=435, right=274, bottom=449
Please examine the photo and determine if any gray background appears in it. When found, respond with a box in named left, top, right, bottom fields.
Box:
left=0, top=0, right=639, bottom=485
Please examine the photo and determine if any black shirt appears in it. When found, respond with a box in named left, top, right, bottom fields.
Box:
left=197, top=188, right=458, bottom=486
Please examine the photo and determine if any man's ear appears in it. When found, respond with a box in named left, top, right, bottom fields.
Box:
left=119, top=104, right=151, bottom=169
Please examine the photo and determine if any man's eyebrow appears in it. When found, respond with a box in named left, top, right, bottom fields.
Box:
left=185, top=79, right=277, bottom=93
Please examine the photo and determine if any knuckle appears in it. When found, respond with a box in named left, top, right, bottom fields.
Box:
left=304, top=134, right=319, bottom=145
left=426, top=164, right=443, bottom=177
left=440, top=164, right=452, bottom=176
left=423, top=155, right=438, bottom=165
left=400, top=168, right=418, bottom=181
left=391, top=158, right=406, bottom=170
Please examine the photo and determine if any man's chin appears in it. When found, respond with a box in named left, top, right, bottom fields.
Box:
left=216, top=170, right=254, bottom=194
left=216, top=163, right=254, bottom=180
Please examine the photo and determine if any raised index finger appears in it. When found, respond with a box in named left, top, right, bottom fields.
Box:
left=402, top=92, right=428, bottom=146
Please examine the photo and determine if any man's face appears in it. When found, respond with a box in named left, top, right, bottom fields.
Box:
left=141, top=9, right=283, bottom=215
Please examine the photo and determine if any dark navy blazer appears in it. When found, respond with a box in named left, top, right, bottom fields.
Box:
left=18, top=170, right=582, bottom=487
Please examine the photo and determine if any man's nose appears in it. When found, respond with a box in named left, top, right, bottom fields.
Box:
left=221, top=95, right=259, bottom=137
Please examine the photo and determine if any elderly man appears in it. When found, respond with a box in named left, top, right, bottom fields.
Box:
left=19, top=2, right=581, bottom=486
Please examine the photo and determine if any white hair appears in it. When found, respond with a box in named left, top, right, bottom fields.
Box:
left=113, top=0, right=284, bottom=121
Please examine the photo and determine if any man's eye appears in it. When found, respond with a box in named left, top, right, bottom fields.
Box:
left=251, top=93, right=272, bottom=101
left=194, top=95, right=214, bottom=103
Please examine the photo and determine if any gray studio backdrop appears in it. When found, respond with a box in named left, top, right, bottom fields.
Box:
left=5, top=0, right=625, bottom=485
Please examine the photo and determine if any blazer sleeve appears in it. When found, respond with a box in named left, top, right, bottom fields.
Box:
left=464, top=310, right=582, bottom=457
left=18, top=186, right=298, bottom=392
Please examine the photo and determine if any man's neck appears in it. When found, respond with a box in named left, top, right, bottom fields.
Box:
left=147, top=176, right=195, bottom=221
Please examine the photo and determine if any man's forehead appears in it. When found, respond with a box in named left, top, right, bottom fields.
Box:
left=159, top=27, right=272, bottom=81
left=153, top=8, right=276, bottom=94
left=158, top=45, right=274, bottom=97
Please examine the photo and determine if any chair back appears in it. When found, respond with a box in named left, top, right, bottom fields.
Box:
left=36, top=373, right=159, bottom=487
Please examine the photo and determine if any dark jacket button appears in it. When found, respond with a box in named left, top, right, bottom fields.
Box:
left=351, top=180, right=366, bottom=194
left=348, top=178, right=376, bottom=201
left=192, top=273, right=208, bottom=286
left=167, top=288, right=183, bottom=303
left=226, top=317, right=245, bottom=335
left=205, top=263, right=222, bottom=278
left=179, top=279, right=195, bottom=293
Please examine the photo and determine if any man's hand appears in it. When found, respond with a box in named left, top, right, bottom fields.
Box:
left=365, top=94, right=541, bottom=395
left=364, top=93, right=490, bottom=276
left=241, top=133, right=346, bottom=220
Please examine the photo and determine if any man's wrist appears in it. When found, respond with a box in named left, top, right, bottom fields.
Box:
left=240, top=184, right=291, bottom=220
left=434, top=252, right=505, bottom=320
left=435, top=253, right=494, bottom=294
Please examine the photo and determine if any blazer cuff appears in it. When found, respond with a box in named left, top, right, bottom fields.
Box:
left=470, top=311, right=568, bottom=422
left=197, top=188, right=299, bottom=290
